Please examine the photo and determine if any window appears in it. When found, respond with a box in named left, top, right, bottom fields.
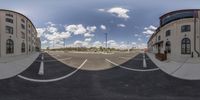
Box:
left=29, top=45, right=31, bottom=52
left=158, top=36, right=161, bottom=41
left=166, top=30, right=171, bottom=37
left=21, top=42, right=25, bottom=53
left=6, top=18, right=13, bottom=23
left=6, top=13, right=13, bottom=17
left=21, top=32, right=25, bottom=39
left=21, top=19, right=25, bottom=23
left=21, top=24, right=25, bottom=29
left=6, top=39, right=14, bottom=54
left=165, top=41, right=171, bottom=53
left=181, top=38, right=191, bottom=54
left=161, top=11, right=194, bottom=26
left=181, top=25, right=191, bottom=32
left=6, top=26, right=13, bottom=34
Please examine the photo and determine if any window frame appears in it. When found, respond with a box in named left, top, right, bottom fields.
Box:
left=5, top=26, right=13, bottom=34
left=181, top=38, right=191, bottom=54
left=166, top=30, right=171, bottom=37
left=181, top=25, right=191, bottom=32
left=6, top=39, right=14, bottom=54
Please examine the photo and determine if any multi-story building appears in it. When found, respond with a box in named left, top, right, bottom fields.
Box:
left=148, top=9, right=200, bottom=61
left=0, top=9, right=40, bottom=58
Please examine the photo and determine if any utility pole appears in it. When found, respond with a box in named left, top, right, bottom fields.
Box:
left=127, top=41, right=130, bottom=53
left=63, top=38, right=66, bottom=48
left=105, top=33, right=108, bottom=52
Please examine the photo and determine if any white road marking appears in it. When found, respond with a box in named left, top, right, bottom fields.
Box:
left=38, top=61, right=44, bottom=75
left=105, top=59, right=159, bottom=72
left=41, top=54, right=44, bottom=60
left=17, top=59, right=88, bottom=83
left=119, top=57, right=130, bottom=60
left=143, top=53, right=147, bottom=68
left=35, top=57, right=72, bottom=62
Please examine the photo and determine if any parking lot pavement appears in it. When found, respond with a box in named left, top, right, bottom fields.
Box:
left=19, top=53, right=76, bottom=80
left=1, top=52, right=200, bottom=100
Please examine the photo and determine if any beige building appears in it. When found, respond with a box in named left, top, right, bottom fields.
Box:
left=0, top=9, right=40, bottom=58
left=148, top=9, right=200, bottom=61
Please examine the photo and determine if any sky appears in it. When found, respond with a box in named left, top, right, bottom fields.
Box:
left=0, top=0, right=200, bottom=49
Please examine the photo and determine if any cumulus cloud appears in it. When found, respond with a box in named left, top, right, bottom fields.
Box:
left=36, top=28, right=46, bottom=37
left=117, top=24, right=126, bottom=28
left=93, top=41, right=103, bottom=48
left=73, top=40, right=90, bottom=47
left=41, top=40, right=48, bottom=44
left=143, top=25, right=157, bottom=35
left=85, top=38, right=92, bottom=42
left=65, top=24, right=87, bottom=35
left=100, top=25, right=106, bottom=30
left=65, top=24, right=96, bottom=37
left=99, top=7, right=130, bottom=20
left=45, top=32, right=71, bottom=40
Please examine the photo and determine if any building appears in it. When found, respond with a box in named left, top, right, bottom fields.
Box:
left=0, top=9, right=40, bottom=58
left=148, top=9, right=200, bottom=61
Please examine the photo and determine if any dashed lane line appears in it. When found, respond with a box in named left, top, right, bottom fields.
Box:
left=105, top=59, right=160, bottom=72
left=17, top=59, right=87, bottom=83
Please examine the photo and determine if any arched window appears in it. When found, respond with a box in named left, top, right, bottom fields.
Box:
left=181, top=38, right=191, bottom=54
left=21, top=42, right=25, bottom=53
left=6, top=39, right=14, bottom=54
left=165, top=41, right=171, bottom=53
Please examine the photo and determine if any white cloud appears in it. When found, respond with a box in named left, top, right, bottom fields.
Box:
left=138, top=38, right=142, bottom=41
left=47, top=26, right=58, bottom=33
left=98, top=9, right=105, bottom=12
left=65, top=24, right=96, bottom=38
left=45, top=32, right=71, bottom=41
left=134, top=34, right=139, bottom=37
left=144, top=25, right=157, bottom=30
left=36, top=28, right=46, bottom=37
left=107, top=7, right=130, bottom=20
left=143, top=25, right=157, bottom=35
left=117, top=24, right=126, bottom=28
left=84, top=38, right=92, bottom=42
left=65, top=24, right=87, bottom=35
left=100, top=25, right=106, bottom=30
left=93, top=41, right=103, bottom=48
left=46, top=22, right=56, bottom=26
left=87, top=26, right=97, bottom=32
left=41, top=40, right=48, bottom=44
left=84, top=33, right=95, bottom=37
left=73, top=40, right=90, bottom=47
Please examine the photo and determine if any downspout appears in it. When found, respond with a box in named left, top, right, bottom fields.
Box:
left=194, top=11, right=200, bottom=57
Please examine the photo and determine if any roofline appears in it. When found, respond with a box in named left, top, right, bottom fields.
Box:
left=0, top=9, right=37, bottom=32
left=160, top=9, right=200, bottom=20
left=148, top=9, right=200, bottom=44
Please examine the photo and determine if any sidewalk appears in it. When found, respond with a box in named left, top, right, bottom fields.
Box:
left=0, top=52, right=40, bottom=79
left=147, top=52, right=200, bottom=80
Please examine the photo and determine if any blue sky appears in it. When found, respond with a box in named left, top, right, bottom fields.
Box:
left=1, top=0, right=200, bottom=49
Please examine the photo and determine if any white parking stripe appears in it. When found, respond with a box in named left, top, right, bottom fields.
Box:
left=143, top=53, right=147, bottom=68
left=17, top=59, right=87, bottom=83
left=105, top=59, right=159, bottom=72
left=38, top=61, right=44, bottom=75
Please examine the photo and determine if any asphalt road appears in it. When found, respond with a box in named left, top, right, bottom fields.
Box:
left=1, top=52, right=200, bottom=100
